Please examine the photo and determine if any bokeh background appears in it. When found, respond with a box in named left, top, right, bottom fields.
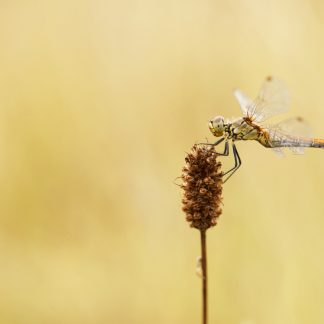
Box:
left=1, top=0, right=324, bottom=323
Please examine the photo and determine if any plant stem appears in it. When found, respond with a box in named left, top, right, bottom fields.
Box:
left=200, top=229, right=207, bottom=324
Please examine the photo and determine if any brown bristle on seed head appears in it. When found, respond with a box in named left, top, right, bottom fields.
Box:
left=181, top=145, right=223, bottom=230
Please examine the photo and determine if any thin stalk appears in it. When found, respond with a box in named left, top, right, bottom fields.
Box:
left=181, top=145, right=222, bottom=324
left=200, top=229, right=207, bottom=324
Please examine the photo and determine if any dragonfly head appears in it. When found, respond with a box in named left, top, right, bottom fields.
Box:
left=209, top=116, right=225, bottom=137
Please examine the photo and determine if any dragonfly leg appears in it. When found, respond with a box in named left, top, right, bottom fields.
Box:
left=198, top=137, right=225, bottom=147
left=198, top=137, right=230, bottom=156
left=217, top=140, right=229, bottom=156
left=222, top=143, right=241, bottom=183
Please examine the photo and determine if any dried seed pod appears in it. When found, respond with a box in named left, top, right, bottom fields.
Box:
left=181, top=145, right=223, bottom=230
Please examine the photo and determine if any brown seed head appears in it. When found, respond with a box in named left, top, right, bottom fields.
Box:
left=181, top=145, right=223, bottom=230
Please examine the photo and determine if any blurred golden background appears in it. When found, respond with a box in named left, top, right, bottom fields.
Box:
left=1, top=0, right=324, bottom=323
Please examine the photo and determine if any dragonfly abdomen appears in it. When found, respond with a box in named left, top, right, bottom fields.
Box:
left=270, top=136, right=324, bottom=148
left=312, top=138, right=324, bottom=148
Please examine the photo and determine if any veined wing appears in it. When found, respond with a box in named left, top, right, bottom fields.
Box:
left=234, top=76, right=290, bottom=122
left=248, top=76, right=290, bottom=122
left=233, top=89, right=252, bottom=116
left=265, top=117, right=312, bottom=155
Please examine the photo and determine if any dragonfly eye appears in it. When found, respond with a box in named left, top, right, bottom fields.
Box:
left=209, top=116, right=225, bottom=137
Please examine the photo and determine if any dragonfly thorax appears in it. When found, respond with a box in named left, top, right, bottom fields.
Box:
left=209, top=116, right=262, bottom=142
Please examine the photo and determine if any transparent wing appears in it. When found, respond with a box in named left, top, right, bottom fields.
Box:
left=247, top=76, right=290, bottom=122
left=233, top=89, right=252, bottom=116
left=272, top=147, right=285, bottom=157
left=265, top=117, right=312, bottom=155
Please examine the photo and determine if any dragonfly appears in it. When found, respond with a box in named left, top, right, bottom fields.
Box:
left=206, top=76, right=324, bottom=183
